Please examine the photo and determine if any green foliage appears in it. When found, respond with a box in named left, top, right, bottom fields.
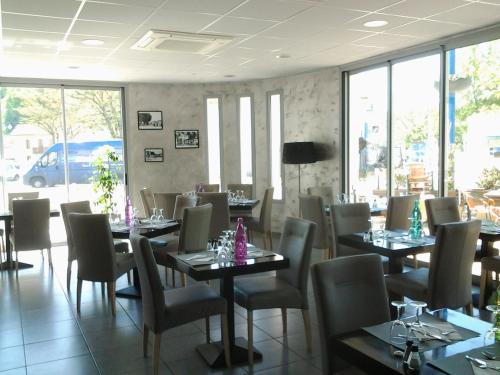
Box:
left=0, top=88, right=24, bottom=133
left=477, top=167, right=500, bottom=190
left=92, top=149, right=121, bottom=214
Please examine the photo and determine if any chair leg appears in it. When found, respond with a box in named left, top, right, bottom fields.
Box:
left=153, top=333, right=161, bottom=375
left=302, top=309, right=312, bottom=352
left=205, top=317, right=211, bottom=343
left=143, top=324, right=149, bottom=358
left=164, top=267, right=169, bottom=286
left=181, top=273, right=187, bottom=287
left=247, top=310, right=254, bottom=365
left=76, top=278, right=83, bottom=315
left=221, top=314, right=231, bottom=368
left=107, top=282, right=116, bottom=316
left=47, top=247, right=53, bottom=267
left=281, top=308, right=287, bottom=334
left=479, top=268, right=488, bottom=310
left=127, top=271, right=131, bottom=285
left=262, top=233, right=268, bottom=250
left=464, top=303, right=474, bottom=316
left=66, top=263, right=72, bottom=291
left=413, top=255, right=418, bottom=269
left=101, top=282, right=105, bottom=298
left=172, top=267, right=176, bottom=287
left=267, top=232, right=273, bottom=251
left=16, top=250, right=19, bottom=271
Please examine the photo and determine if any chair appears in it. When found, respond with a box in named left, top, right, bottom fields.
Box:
left=479, top=256, right=500, bottom=309
left=234, top=217, right=316, bottom=364
left=307, top=186, right=334, bottom=205
left=386, top=220, right=481, bottom=314
left=68, top=213, right=135, bottom=316
left=153, top=192, right=181, bottom=219
left=246, top=187, right=274, bottom=250
left=130, top=234, right=230, bottom=375
left=154, top=204, right=212, bottom=287
left=11, top=198, right=51, bottom=270
left=172, top=195, right=198, bottom=221
left=197, top=193, right=230, bottom=240
left=196, top=183, right=219, bottom=193
left=311, top=254, right=390, bottom=375
left=140, top=187, right=155, bottom=217
left=299, top=194, right=333, bottom=259
left=8, top=192, right=39, bottom=211
left=60, top=201, right=130, bottom=291
left=227, top=183, right=253, bottom=199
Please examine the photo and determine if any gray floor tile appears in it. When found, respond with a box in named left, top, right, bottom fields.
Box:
left=24, top=336, right=89, bottom=366
left=253, top=315, right=306, bottom=339
left=168, top=354, right=248, bottom=375
left=26, top=355, right=98, bottom=375
left=159, top=332, right=208, bottom=362
left=0, top=328, right=23, bottom=350
left=251, top=359, right=322, bottom=375
left=77, top=310, right=135, bottom=334
left=84, top=325, right=142, bottom=353
left=276, top=330, right=321, bottom=359
left=0, top=346, right=25, bottom=372
left=243, top=339, right=302, bottom=373
left=23, top=319, right=81, bottom=344
left=0, top=367, right=26, bottom=375
left=209, top=323, right=272, bottom=344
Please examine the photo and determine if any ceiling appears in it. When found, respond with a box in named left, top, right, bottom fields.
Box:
left=0, top=0, right=499, bottom=83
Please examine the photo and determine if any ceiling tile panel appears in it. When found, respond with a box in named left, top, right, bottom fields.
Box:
left=78, top=2, right=154, bottom=24
left=287, top=6, right=368, bottom=26
left=71, top=20, right=136, bottom=38
left=315, top=0, right=402, bottom=11
left=346, top=13, right=418, bottom=30
left=429, top=2, right=500, bottom=24
left=228, top=0, right=312, bottom=21
left=142, top=9, right=219, bottom=33
left=66, top=34, right=123, bottom=49
left=259, top=22, right=332, bottom=39
left=388, top=19, right=471, bottom=38
left=308, top=27, right=377, bottom=44
left=161, top=0, right=246, bottom=14
left=204, top=17, right=277, bottom=35
left=236, top=36, right=296, bottom=51
left=355, top=32, right=422, bottom=48
left=378, top=0, right=468, bottom=18
left=2, top=0, right=80, bottom=18
left=2, top=13, right=72, bottom=33
left=86, top=0, right=165, bottom=7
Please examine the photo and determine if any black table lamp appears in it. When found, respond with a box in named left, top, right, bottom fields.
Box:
left=282, top=142, right=316, bottom=193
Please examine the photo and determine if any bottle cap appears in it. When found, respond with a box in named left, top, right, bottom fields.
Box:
left=411, top=344, right=418, bottom=352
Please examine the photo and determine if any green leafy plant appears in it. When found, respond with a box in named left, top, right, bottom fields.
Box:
left=92, top=148, right=121, bottom=214
left=394, top=173, right=407, bottom=189
left=477, top=167, right=500, bottom=190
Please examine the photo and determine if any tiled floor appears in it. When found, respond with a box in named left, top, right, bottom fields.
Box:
left=0, top=241, right=326, bottom=375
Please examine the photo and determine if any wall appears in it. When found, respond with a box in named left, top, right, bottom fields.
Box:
left=126, top=67, right=341, bottom=231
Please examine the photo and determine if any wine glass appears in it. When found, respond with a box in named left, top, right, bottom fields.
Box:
left=150, top=207, right=158, bottom=222
left=484, top=305, right=500, bottom=345
left=410, top=301, right=428, bottom=328
left=157, top=209, right=164, bottom=222
left=390, top=301, right=408, bottom=344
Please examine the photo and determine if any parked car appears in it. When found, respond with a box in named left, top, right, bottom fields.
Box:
left=0, top=160, right=21, bottom=181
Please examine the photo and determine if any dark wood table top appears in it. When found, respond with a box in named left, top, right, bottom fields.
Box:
left=335, top=309, right=492, bottom=375
left=0, top=209, right=60, bottom=220
left=228, top=199, right=259, bottom=210
left=479, top=221, right=500, bottom=242
left=110, top=220, right=181, bottom=239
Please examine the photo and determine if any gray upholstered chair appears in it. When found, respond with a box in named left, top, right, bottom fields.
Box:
left=480, top=256, right=500, bottom=309
left=227, top=183, right=253, bottom=199
left=246, top=187, right=274, bottom=250
left=234, top=217, right=316, bottom=364
left=8, top=192, right=39, bottom=211
left=311, top=254, right=390, bottom=375
left=68, top=213, right=135, bottom=316
left=307, top=186, right=334, bottom=205
left=299, top=194, right=333, bottom=259
left=130, top=234, right=230, bottom=374
left=153, top=192, right=181, bottom=219
left=197, top=183, right=219, bottom=192
left=197, top=192, right=230, bottom=240
left=172, top=195, right=198, bottom=221
left=11, top=198, right=51, bottom=270
left=386, top=220, right=481, bottom=315
left=61, top=201, right=130, bottom=291
left=154, top=204, right=212, bottom=287
left=140, top=187, right=155, bottom=217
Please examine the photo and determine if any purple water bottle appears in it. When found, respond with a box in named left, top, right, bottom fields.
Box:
left=125, top=197, right=132, bottom=226
left=234, top=218, right=247, bottom=261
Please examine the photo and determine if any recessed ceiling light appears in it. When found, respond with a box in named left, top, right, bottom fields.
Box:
left=363, top=20, right=388, bottom=28
left=68, top=66, right=80, bottom=69
left=224, top=74, right=235, bottom=78
left=276, top=54, right=291, bottom=59
left=82, top=39, right=104, bottom=46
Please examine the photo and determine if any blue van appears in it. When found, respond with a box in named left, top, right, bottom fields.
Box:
left=23, top=140, right=124, bottom=188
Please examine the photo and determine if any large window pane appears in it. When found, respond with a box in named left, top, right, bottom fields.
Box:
left=206, top=97, right=222, bottom=185
left=392, top=54, right=440, bottom=197
left=239, top=96, right=253, bottom=185
left=446, top=39, right=500, bottom=219
left=269, top=92, right=283, bottom=200
left=348, top=67, right=388, bottom=203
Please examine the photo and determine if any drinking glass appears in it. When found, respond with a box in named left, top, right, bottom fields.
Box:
left=410, top=301, right=428, bottom=328
left=150, top=207, right=158, bottom=222
left=390, top=301, right=408, bottom=344
left=157, top=209, right=164, bottom=222
left=484, top=305, right=500, bottom=345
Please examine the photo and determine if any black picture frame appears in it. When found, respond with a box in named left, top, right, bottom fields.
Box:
left=175, top=129, right=199, bottom=149
left=138, top=111, right=163, bottom=130
left=144, top=148, right=164, bottom=162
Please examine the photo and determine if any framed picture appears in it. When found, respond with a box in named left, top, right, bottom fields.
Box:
left=175, top=130, right=199, bottom=149
left=144, top=148, right=164, bottom=162
left=138, top=111, right=163, bottom=130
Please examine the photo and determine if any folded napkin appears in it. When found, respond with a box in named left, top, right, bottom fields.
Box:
left=471, top=359, right=500, bottom=375
left=410, top=320, right=462, bottom=342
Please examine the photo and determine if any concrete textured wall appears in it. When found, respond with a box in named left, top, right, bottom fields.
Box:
left=125, top=67, right=341, bottom=231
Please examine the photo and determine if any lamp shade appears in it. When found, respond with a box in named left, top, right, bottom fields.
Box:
left=282, top=142, right=316, bottom=164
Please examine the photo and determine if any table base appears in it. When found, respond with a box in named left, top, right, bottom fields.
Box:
left=197, top=337, right=262, bottom=368
left=115, top=285, right=141, bottom=299
left=0, top=261, right=34, bottom=270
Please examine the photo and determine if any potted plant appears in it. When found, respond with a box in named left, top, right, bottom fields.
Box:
left=92, top=148, right=121, bottom=215
left=477, top=167, right=500, bottom=191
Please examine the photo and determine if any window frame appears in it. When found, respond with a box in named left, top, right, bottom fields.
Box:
left=204, top=95, right=224, bottom=187
left=267, top=89, right=285, bottom=202
left=237, top=94, right=256, bottom=196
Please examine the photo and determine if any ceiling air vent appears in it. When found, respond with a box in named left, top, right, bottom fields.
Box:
left=131, top=30, right=233, bottom=54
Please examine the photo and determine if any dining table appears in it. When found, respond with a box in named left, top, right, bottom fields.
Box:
left=228, top=199, right=259, bottom=218
left=0, top=209, right=60, bottom=270
left=478, top=220, right=500, bottom=258
left=166, top=248, right=289, bottom=368
left=334, top=308, right=493, bottom=374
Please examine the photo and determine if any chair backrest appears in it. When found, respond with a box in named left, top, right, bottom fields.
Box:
left=13, top=198, right=51, bottom=251
left=276, top=217, right=316, bottom=307
left=385, top=195, right=419, bottom=231
left=60, top=201, right=92, bottom=262
left=172, top=195, right=198, bottom=220
left=68, top=213, right=117, bottom=282
left=428, top=220, right=481, bottom=310
left=299, top=194, right=330, bottom=249
left=425, top=197, right=460, bottom=236
left=197, top=193, right=229, bottom=239
left=153, top=193, right=181, bottom=219
left=178, top=204, right=213, bottom=253
left=307, top=186, right=334, bottom=205
left=330, top=203, right=371, bottom=257
left=130, top=234, right=166, bottom=333
left=227, top=184, right=253, bottom=199
left=259, top=187, right=274, bottom=231
left=140, top=187, right=155, bottom=217
left=197, top=183, right=219, bottom=192
left=8, top=192, right=39, bottom=211
left=311, top=254, right=390, bottom=375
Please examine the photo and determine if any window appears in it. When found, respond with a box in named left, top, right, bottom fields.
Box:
left=206, top=97, right=222, bottom=186
left=268, top=91, right=283, bottom=200
left=239, top=96, right=254, bottom=185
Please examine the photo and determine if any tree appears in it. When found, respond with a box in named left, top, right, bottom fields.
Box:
left=0, top=88, right=23, bottom=133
